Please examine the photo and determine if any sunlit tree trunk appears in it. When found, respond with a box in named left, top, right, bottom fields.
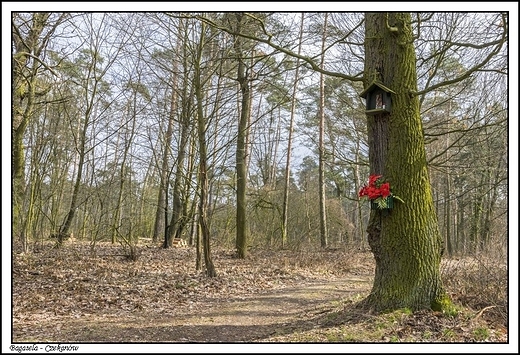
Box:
left=187, top=132, right=198, bottom=246
left=444, top=111, right=453, bottom=256
left=318, top=13, right=329, bottom=248
left=363, top=12, right=450, bottom=312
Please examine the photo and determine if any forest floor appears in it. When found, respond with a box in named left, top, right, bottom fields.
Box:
left=11, top=240, right=508, bottom=348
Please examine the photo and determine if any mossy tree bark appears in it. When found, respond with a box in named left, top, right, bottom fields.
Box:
left=363, top=13, right=449, bottom=312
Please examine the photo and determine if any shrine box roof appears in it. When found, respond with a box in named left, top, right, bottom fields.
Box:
left=359, top=81, right=395, bottom=99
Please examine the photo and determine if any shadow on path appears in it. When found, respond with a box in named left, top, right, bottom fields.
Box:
left=53, top=279, right=371, bottom=343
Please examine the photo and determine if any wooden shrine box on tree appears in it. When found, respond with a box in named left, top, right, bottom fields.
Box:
left=359, top=80, right=395, bottom=115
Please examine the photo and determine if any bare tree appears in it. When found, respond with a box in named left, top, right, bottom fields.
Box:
left=12, top=12, right=68, bottom=250
left=193, top=17, right=217, bottom=277
left=58, top=14, right=130, bottom=244
left=281, top=13, right=304, bottom=248
left=232, top=12, right=253, bottom=259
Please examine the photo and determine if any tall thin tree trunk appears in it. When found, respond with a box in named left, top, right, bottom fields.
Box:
left=166, top=28, right=193, bottom=247
left=444, top=105, right=453, bottom=256
left=194, top=19, right=217, bottom=277
left=112, top=91, right=138, bottom=244
left=318, top=13, right=329, bottom=248
left=60, top=86, right=96, bottom=243
left=166, top=99, right=189, bottom=247
left=282, top=13, right=305, bottom=248
left=269, top=108, right=282, bottom=189
left=154, top=35, right=182, bottom=244
left=354, top=143, right=365, bottom=249
left=153, top=85, right=175, bottom=243
left=187, top=133, right=198, bottom=246
left=234, top=13, right=251, bottom=259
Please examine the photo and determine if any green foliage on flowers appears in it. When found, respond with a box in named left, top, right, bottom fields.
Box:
left=375, top=197, right=391, bottom=209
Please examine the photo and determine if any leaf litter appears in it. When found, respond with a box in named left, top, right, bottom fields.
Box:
left=11, top=241, right=507, bottom=343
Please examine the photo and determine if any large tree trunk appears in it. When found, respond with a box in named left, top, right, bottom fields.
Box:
left=363, top=12, right=450, bottom=312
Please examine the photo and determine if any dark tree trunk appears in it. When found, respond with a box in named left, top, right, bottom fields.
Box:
left=234, top=12, right=251, bottom=259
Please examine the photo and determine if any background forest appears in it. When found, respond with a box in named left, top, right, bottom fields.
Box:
left=12, top=12, right=507, bottom=258
left=7, top=8, right=513, bottom=347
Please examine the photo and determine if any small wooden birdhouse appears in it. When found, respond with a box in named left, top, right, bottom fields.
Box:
left=359, top=81, right=395, bottom=115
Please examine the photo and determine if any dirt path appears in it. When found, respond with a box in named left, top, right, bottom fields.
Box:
left=35, top=278, right=370, bottom=343
left=158, top=279, right=369, bottom=342
left=12, top=246, right=508, bottom=344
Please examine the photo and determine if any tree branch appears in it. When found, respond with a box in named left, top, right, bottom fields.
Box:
left=193, top=13, right=364, bottom=82
left=14, top=51, right=58, bottom=76
left=413, top=14, right=507, bottom=96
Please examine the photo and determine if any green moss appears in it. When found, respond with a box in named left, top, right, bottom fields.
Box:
left=325, top=333, right=340, bottom=342
left=401, top=307, right=413, bottom=316
left=431, top=293, right=458, bottom=316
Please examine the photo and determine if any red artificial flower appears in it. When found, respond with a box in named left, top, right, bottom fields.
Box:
left=369, top=174, right=382, bottom=186
left=358, top=174, right=403, bottom=209
left=367, top=186, right=380, bottom=199
left=359, top=175, right=393, bottom=200
left=380, top=182, right=391, bottom=198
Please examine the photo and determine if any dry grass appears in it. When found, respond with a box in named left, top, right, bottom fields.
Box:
left=441, top=255, right=508, bottom=328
